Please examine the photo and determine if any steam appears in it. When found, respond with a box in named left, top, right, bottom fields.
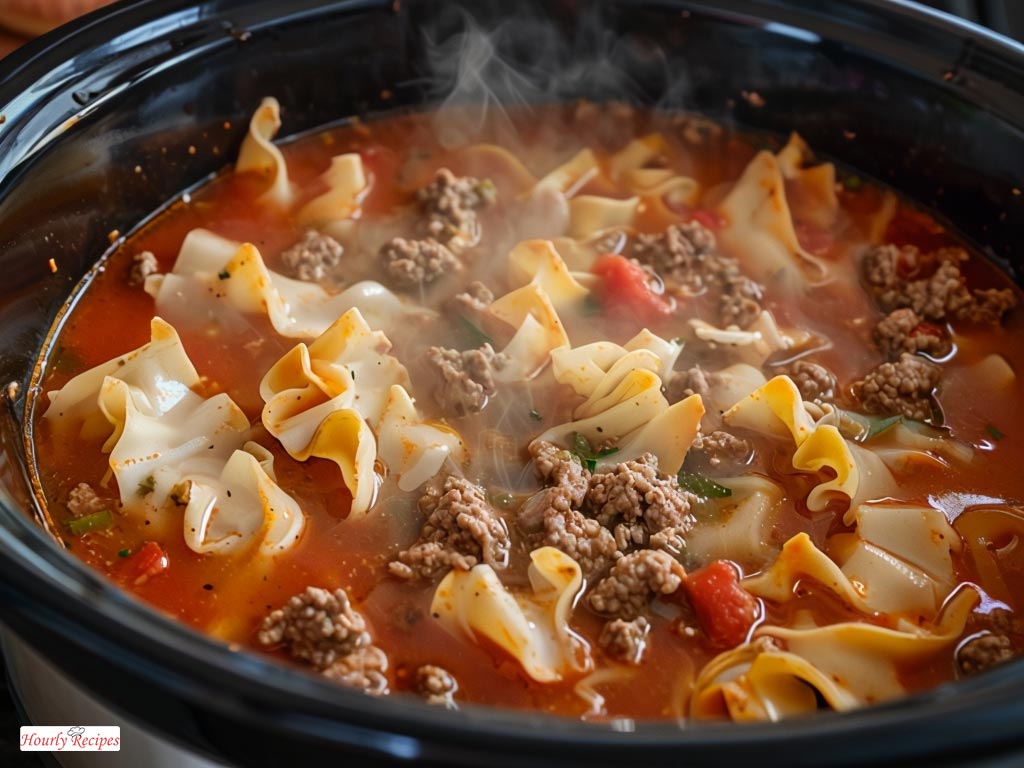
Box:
left=412, top=4, right=681, bottom=149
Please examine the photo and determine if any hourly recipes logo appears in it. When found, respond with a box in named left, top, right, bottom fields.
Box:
left=20, top=725, right=121, bottom=751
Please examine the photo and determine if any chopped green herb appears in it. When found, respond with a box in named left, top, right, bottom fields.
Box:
left=672, top=337, right=684, bottom=346
left=843, top=175, right=863, bottom=191
left=474, top=178, right=498, bottom=205
left=217, top=269, right=231, bottom=280
left=572, top=432, right=595, bottom=458
left=862, top=414, right=904, bottom=441
left=350, top=369, right=356, bottom=381
left=529, top=409, right=542, bottom=421
left=677, top=471, right=732, bottom=499
left=118, top=548, right=132, bottom=558
left=458, top=315, right=493, bottom=347
left=67, top=508, right=113, bottom=536
left=581, top=294, right=603, bottom=316
left=569, top=432, right=618, bottom=471
left=986, top=423, right=1006, bottom=441
left=136, top=475, right=156, bottom=497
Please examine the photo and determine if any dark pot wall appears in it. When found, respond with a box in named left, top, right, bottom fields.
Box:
left=1, top=2, right=1024, bottom=766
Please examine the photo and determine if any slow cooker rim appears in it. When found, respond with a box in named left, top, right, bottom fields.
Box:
left=2, top=0, right=1024, bottom=762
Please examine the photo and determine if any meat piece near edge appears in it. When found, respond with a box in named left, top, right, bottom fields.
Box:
left=851, top=352, right=941, bottom=421
left=777, top=359, right=837, bottom=403
left=587, top=549, right=687, bottom=620
left=599, top=616, right=651, bottom=665
left=258, top=586, right=371, bottom=670
left=873, top=308, right=953, bottom=360
left=389, top=476, right=511, bottom=581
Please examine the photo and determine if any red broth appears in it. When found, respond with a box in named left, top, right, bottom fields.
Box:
left=30, top=104, right=1024, bottom=720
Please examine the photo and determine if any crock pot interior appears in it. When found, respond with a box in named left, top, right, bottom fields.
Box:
left=2, top=1, right=1024, bottom=765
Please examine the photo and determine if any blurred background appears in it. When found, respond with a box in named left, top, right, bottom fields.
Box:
left=1, top=0, right=1022, bottom=56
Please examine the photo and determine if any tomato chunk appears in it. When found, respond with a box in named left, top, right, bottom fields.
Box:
left=119, top=541, right=169, bottom=586
left=684, top=560, right=759, bottom=648
left=591, top=254, right=674, bottom=323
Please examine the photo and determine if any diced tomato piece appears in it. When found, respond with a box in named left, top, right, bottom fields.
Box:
left=910, top=321, right=945, bottom=339
left=684, top=560, right=759, bottom=648
left=120, top=541, right=169, bottom=586
left=591, top=254, right=674, bottom=323
left=689, top=209, right=726, bottom=231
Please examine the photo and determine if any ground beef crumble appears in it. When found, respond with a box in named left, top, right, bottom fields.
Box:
left=666, top=366, right=715, bottom=407
left=380, top=237, right=461, bottom=289
left=718, top=274, right=764, bottom=328
left=518, top=441, right=619, bottom=576
left=690, top=430, right=753, bottom=469
left=389, top=476, right=510, bottom=581
left=873, top=308, right=953, bottom=359
left=631, top=221, right=719, bottom=294
left=449, top=280, right=494, bottom=315
left=863, top=244, right=1016, bottom=323
left=851, top=352, right=941, bottom=421
left=958, top=633, right=1014, bottom=676
left=128, top=251, right=159, bottom=286
left=415, top=664, right=459, bottom=707
left=777, top=360, right=837, bottom=402
left=258, top=586, right=371, bottom=670
left=587, top=549, right=686, bottom=620
left=599, top=616, right=651, bottom=664
left=425, top=344, right=507, bottom=417
left=587, top=453, right=697, bottom=553
left=322, top=644, right=389, bottom=695
left=66, top=482, right=109, bottom=517
left=280, top=229, right=344, bottom=282
left=416, top=168, right=496, bottom=251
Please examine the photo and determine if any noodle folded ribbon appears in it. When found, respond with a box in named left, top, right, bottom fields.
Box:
left=690, top=587, right=978, bottom=721
left=261, top=308, right=463, bottom=514
left=717, top=135, right=830, bottom=286
left=430, top=546, right=592, bottom=683
left=298, top=153, right=368, bottom=226
left=488, top=283, right=570, bottom=381
left=145, top=228, right=407, bottom=338
left=44, top=318, right=304, bottom=555
left=724, top=376, right=896, bottom=512
left=236, top=96, right=293, bottom=207
left=542, top=332, right=701, bottom=474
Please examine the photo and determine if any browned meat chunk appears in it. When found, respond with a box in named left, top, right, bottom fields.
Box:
left=518, top=487, right=620, bottom=577
left=873, top=308, right=952, bottom=359
left=322, top=644, right=390, bottom=695
left=449, top=280, right=494, bottom=315
left=258, top=586, right=370, bottom=670
left=280, top=229, right=344, bottom=282
left=380, top=237, right=461, bottom=289
left=425, top=344, right=507, bottom=416
left=778, top=360, right=837, bottom=402
left=587, top=549, right=686, bottom=620
left=128, top=250, right=159, bottom=286
left=958, top=287, right=1017, bottom=324
left=690, top=430, right=753, bottom=469
left=666, top=366, right=714, bottom=406
left=957, top=633, right=1014, bottom=676
left=389, top=477, right=510, bottom=581
left=587, top=453, right=696, bottom=553
left=416, top=168, right=496, bottom=250
left=718, top=274, right=763, bottom=328
left=852, top=352, right=941, bottom=421
left=599, top=616, right=651, bottom=664
left=415, top=664, right=459, bottom=707
left=631, top=221, right=718, bottom=293
left=529, top=440, right=589, bottom=508
left=863, top=244, right=1015, bottom=324
left=67, top=482, right=109, bottom=517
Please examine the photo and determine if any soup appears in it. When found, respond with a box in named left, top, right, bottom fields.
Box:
left=29, top=99, right=1024, bottom=721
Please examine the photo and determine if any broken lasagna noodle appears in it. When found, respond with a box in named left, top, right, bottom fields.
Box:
left=32, top=99, right=1024, bottom=720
